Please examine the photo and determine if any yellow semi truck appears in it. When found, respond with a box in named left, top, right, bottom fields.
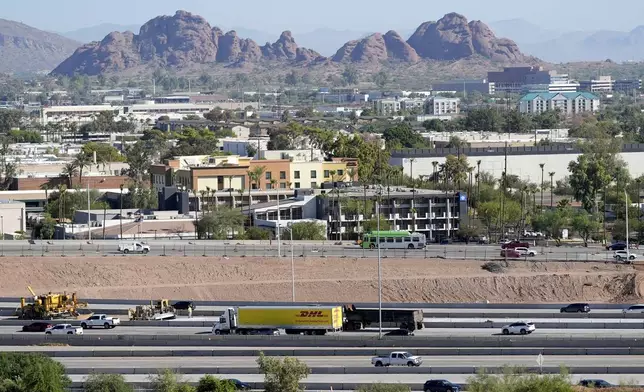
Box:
left=212, top=306, right=343, bottom=335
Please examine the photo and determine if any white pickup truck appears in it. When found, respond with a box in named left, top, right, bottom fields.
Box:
left=80, top=314, right=121, bottom=329
left=118, top=242, right=150, bottom=254
left=371, top=351, right=423, bottom=367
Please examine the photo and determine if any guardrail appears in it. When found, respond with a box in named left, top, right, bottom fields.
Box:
left=60, top=365, right=644, bottom=375
left=4, top=335, right=644, bottom=348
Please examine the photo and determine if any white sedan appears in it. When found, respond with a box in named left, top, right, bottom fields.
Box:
left=614, top=250, right=637, bottom=261
left=45, top=324, right=83, bottom=335
left=501, top=321, right=536, bottom=335
left=515, top=247, right=537, bottom=256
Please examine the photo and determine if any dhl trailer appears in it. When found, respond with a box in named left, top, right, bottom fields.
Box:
left=212, top=306, right=343, bottom=335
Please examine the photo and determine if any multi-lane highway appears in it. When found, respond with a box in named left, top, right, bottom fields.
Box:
left=0, top=239, right=623, bottom=261
left=4, top=300, right=644, bottom=390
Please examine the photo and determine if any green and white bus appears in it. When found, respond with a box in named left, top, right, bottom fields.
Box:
left=360, top=231, right=427, bottom=249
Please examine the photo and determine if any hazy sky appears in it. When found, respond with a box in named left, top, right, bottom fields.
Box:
left=4, top=0, right=643, bottom=33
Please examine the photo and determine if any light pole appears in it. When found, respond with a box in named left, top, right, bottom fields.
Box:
left=626, top=190, right=630, bottom=260
left=539, top=163, right=545, bottom=209
left=276, top=185, right=281, bottom=258
left=288, top=222, right=295, bottom=302
left=119, top=184, right=123, bottom=239
left=1, top=215, right=3, bottom=241
left=87, top=180, right=91, bottom=241
left=376, top=202, right=382, bottom=339
left=549, top=172, right=555, bottom=208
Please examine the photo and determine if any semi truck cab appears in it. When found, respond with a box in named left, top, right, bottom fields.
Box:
left=212, top=308, right=237, bottom=335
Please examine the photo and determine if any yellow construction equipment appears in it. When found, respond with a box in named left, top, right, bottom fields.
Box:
left=128, top=299, right=175, bottom=321
left=16, top=286, right=90, bottom=320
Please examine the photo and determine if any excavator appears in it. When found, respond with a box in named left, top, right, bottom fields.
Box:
left=16, top=286, right=90, bottom=320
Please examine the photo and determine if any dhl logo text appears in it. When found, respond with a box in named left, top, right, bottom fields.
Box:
left=298, top=311, right=325, bottom=317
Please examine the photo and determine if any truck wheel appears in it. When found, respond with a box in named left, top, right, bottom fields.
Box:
left=214, top=330, right=221, bottom=335
left=103, top=323, right=110, bottom=329
left=375, top=361, right=383, bottom=367
left=67, top=332, right=73, bottom=335
left=143, top=249, right=149, bottom=254
left=408, top=244, right=414, bottom=249
left=45, top=331, right=51, bottom=335
left=123, top=249, right=129, bottom=254
left=407, top=362, right=415, bottom=367
left=80, top=322, right=87, bottom=329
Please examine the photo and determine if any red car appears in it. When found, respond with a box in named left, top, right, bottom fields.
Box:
left=500, top=249, right=521, bottom=258
left=501, top=241, right=530, bottom=249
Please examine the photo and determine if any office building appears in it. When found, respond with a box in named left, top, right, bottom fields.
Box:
left=425, top=97, right=460, bottom=115
left=518, top=92, right=600, bottom=115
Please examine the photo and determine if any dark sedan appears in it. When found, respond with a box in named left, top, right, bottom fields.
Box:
left=22, top=322, right=52, bottom=332
left=225, top=379, right=251, bottom=390
left=171, top=301, right=195, bottom=310
left=385, top=329, right=415, bottom=336
left=560, top=303, right=590, bottom=313
left=579, top=379, right=614, bottom=388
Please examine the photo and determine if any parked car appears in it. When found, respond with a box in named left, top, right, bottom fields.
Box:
left=614, top=250, right=637, bottom=261
left=501, top=241, right=530, bottom=249
left=45, top=324, right=83, bottom=335
left=80, top=314, right=120, bottom=329
left=385, top=329, right=414, bottom=336
left=172, top=301, right=196, bottom=310
left=623, top=304, right=644, bottom=314
left=424, top=379, right=461, bottom=392
left=22, top=322, right=52, bottom=332
left=225, top=379, right=251, bottom=391
left=501, top=321, right=536, bottom=335
left=606, top=242, right=627, bottom=251
left=515, top=247, right=537, bottom=257
left=560, top=303, right=590, bottom=313
left=500, top=249, right=521, bottom=258
left=372, top=351, right=423, bottom=367
left=578, top=379, right=615, bottom=388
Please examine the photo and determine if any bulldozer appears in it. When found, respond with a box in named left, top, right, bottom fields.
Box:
left=128, top=299, right=176, bottom=321
left=16, top=286, right=90, bottom=320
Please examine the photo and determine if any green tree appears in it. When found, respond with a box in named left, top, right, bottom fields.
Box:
left=373, top=71, right=389, bottom=89
left=356, top=384, right=410, bottom=392
left=284, top=222, right=326, bottom=240
left=568, top=154, right=612, bottom=213
left=532, top=207, right=570, bottom=245
left=125, top=141, right=154, bottom=183
left=148, top=370, right=195, bottom=392
left=503, top=109, right=533, bottom=133
left=0, top=352, right=70, bottom=392
left=256, top=352, right=310, bottom=392
left=82, top=142, right=124, bottom=165
left=167, top=127, right=221, bottom=157
left=465, top=107, right=502, bottom=133
left=341, top=65, right=359, bottom=85
left=467, top=367, right=573, bottom=392
left=73, top=151, right=93, bottom=185
left=382, top=123, right=429, bottom=149
left=245, top=143, right=258, bottom=158
left=195, top=207, right=245, bottom=239
left=0, top=109, right=24, bottom=132
left=244, top=227, right=272, bottom=240
left=122, top=185, right=158, bottom=209
left=571, top=211, right=601, bottom=247
left=6, top=129, right=42, bottom=143
left=83, top=373, right=134, bottom=392
left=33, top=214, right=57, bottom=240
left=422, top=119, right=446, bottom=132
left=363, top=215, right=391, bottom=232
left=195, top=375, right=235, bottom=392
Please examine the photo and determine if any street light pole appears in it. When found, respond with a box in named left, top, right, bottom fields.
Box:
left=289, top=222, right=295, bottom=302
left=276, top=187, right=281, bottom=257
left=376, top=202, right=382, bottom=339
left=626, top=190, right=630, bottom=260
left=119, top=184, right=123, bottom=239
left=539, top=163, right=545, bottom=210
left=87, top=180, right=91, bottom=241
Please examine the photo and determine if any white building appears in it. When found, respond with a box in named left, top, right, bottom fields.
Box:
left=425, top=97, right=460, bottom=115
left=373, top=99, right=401, bottom=116
left=579, top=76, right=614, bottom=93
left=519, top=92, right=600, bottom=115
left=400, top=98, right=426, bottom=113
left=0, top=201, right=26, bottom=239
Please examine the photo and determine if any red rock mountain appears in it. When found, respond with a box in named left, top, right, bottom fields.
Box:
left=52, top=11, right=320, bottom=75
left=407, top=13, right=527, bottom=62
left=52, top=11, right=530, bottom=75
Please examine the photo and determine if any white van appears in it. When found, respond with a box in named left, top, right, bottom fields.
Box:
left=118, top=242, right=150, bottom=254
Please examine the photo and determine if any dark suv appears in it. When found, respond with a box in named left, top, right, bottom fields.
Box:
left=606, top=242, right=627, bottom=251
left=578, top=379, right=614, bottom=388
left=424, top=379, right=460, bottom=392
left=560, top=303, right=590, bottom=313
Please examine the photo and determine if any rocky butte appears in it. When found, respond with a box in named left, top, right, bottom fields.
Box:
left=52, top=10, right=532, bottom=76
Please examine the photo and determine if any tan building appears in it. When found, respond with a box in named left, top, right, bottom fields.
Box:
left=0, top=201, right=26, bottom=239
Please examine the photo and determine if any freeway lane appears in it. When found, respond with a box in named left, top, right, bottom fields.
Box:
left=3, top=326, right=644, bottom=337
left=52, top=355, right=644, bottom=368
left=67, top=374, right=644, bottom=386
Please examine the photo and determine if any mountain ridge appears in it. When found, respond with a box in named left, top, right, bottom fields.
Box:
left=51, top=10, right=533, bottom=76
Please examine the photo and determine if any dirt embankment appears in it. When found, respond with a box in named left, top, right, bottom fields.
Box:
left=0, top=256, right=640, bottom=303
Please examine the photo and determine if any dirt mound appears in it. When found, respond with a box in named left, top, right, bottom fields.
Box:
left=0, top=256, right=638, bottom=303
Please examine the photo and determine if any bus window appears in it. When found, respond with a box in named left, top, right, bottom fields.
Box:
left=404, top=237, right=411, bottom=242
left=387, top=237, right=394, bottom=243
left=412, top=237, right=420, bottom=242
left=364, top=236, right=370, bottom=243
left=379, top=237, right=385, bottom=243
left=395, top=237, right=403, bottom=243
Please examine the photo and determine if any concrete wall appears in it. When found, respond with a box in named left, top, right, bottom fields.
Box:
left=391, top=144, right=644, bottom=182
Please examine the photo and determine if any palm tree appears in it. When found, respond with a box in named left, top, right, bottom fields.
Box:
left=249, top=166, right=267, bottom=190
left=237, top=189, right=245, bottom=212
left=73, top=152, right=93, bottom=187
left=199, top=190, right=207, bottom=217
left=209, top=188, right=217, bottom=212
left=60, top=162, right=78, bottom=188
left=347, top=168, right=357, bottom=183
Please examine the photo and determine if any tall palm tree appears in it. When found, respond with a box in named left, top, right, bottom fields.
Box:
left=199, top=190, right=207, bottom=217
left=237, top=189, right=245, bottom=212
left=205, top=186, right=211, bottom=212
left=228, top=175, right=234, bottom=208
left=60, top=162, right=78, bottom=188
left=347, top=168, right=357, bottom=183
left=249, top=166, right=267, bottom=190
left=73, top=152, right=92, bottom=187
left=209, top=188, right=217, bottom=212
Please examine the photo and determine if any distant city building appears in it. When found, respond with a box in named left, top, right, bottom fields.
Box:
left=579, top=76, right=614, bottom=93
left=373, top=99, right=401, bottom=116
left=488, top=66, right=576, bottom=94
left=613, top=79, right=642, bottom=94
left=425, top=97, right=460, bottom=115
left=400, top=98, right=426, bottom=113
left=431, top=79, right=495, bottom=95
left=518, top=92, right=600, bottom=115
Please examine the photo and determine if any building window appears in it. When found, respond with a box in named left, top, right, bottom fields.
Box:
left=294, top=171, right=300, bottom=179
left=338, top=169, right=344, bottom=176
left=324, top=170, right=330, bottom=178
left=294, top=182, right=301, bottom=189
left=280, top=182, right=286, bottom=189
left=265, top=172, right=272, bottom=180
left=311, top=170, right=317, bottom=179
left=280, top=171, right=286, bottom=180
left=311, top=182, right=317, bottom=188
left=266, top=183, right=272, bottom=190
